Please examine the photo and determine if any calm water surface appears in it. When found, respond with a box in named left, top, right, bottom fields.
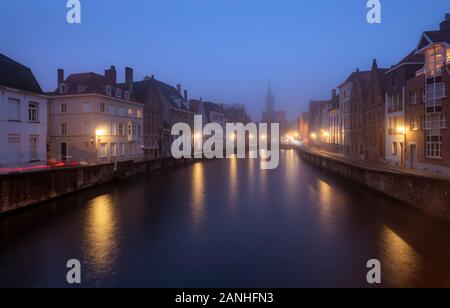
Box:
left=1, top=150, right=450, bottom=287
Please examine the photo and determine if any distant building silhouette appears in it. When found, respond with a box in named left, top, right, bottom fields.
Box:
left=261, top=83, right=287, bottom=132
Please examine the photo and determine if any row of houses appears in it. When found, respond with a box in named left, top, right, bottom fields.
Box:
left=299, top=14, right=450, bottom=177
left=0, top=55, right=251, bottom=167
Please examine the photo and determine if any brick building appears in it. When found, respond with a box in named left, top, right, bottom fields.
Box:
left=384, top=51, right=424, bottom=166
left=347, top=60, right=388, bottom=162
left=404, top=14, right=450, bottom=176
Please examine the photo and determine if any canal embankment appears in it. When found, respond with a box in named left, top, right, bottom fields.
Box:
left=0, top=157, right=194, bottom=215
left=297, top=146, right=450, bottom=221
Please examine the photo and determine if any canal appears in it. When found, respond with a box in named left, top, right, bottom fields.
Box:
left=1, top=149, right=450, bottom=288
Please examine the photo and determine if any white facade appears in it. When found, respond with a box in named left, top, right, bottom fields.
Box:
left=0, top=86, right=47, bottom=167
left=385, top=89, right=406, bottom=166
left=49, top=94, right=144, bottom=164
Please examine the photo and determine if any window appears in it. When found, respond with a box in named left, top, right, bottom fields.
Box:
left=82, top=102, right=91, bottom=113
left=29, top=135, right=38, bottom=161
left=8, top=98, right=20, bottom=121
left=124, top=91, right=130, bottom=100
left=110, top=143, right=117, bottom=157
left=115, top=88, right=122, bottom=98
left=128, top=108, right=133, bottom=116
left=60, top=84, right=68, bottom=94
left=61, top=123, right=67, bottom=136
left=137, top=109, right=142, bottom=118
left=411, top=117, right=418, bottom=131
left=426, top=133, right=442, bottom=159
left=78, top=85, right=87, bottom=93
left=29, top=102, right=39, bottom=122
left=60, top=103, right=67, bottom=113
left=426, top=45, right=445, bottom=77
left=83, top=122, right=91, bottom=136
left=391, top=142, right=398, bottom=156
left=99, top=143, right=108, bottom=158
left=129, top=143, right=135, bottom=155
left=137, top=125, right=141, bottom=136
left=109, top=105, right=117, bottom=115
left=119, top=143, right=125, bottom=156
left=100, top=103, right=106, bottom=113
left=440, top=114, right=447, bottom=128
left=411, top=92, right=417, bottom=105
left=118, top=123, right=124, bottom=135
left=105, top=86, right=112, bottom=96
left=110, top=123, right=117, bottom=136
left=8, top=134, right=21, bottom=163
left=447, top=47, right=450, bottom=64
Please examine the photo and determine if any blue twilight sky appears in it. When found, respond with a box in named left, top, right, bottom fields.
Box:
left=1, top=0, right=449, bottom=121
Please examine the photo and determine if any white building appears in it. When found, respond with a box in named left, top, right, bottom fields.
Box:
left=0, top=54, right=47, bottom=167
left=48, top=66, right=144, bottom=164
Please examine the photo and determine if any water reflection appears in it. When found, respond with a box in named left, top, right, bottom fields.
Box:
left=380, top=226, right=422, bottom=287
left=84, top=194, right=119, bottom=278
left=317, top=179, right=336, bottom=239
left=229, top=155, right=239, bottom=208
left=190, top=162, right=206, bottom=236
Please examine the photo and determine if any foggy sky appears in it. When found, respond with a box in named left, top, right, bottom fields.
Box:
left=1, top=0, right=449, bottom=121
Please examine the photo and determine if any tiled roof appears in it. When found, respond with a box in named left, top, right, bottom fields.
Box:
left=0, top=53, right=43, bottom=94
left=50, top=71, right=133, bottom=101
left=141, top=76, right=191, bottom=112
left=424, top=30, right=450, bottom=44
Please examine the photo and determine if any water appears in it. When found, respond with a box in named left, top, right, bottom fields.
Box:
left=1, top=150, right=450, bottom=288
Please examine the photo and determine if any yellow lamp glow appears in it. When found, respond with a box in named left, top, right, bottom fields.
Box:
left=397, top=127, right=406, bottom=135
left=310, top=133, right=317, bottom=140
left=96, top=129, right=105, bottom=137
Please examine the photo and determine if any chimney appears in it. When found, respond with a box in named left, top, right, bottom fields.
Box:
left=356, top=68, right=360, bottom=73
left=125, top=67, right=133, bottom=94
left=105, top=65, right=117, bottom=85
left=184, top=90, right=188, bottom=101
left=177, top=84, right=182, bottom=96
left=372, top=58, right=378, bottom=70
left=57, top=69, right=64, bottom=86
left=440, top=14, right=450, bottom=31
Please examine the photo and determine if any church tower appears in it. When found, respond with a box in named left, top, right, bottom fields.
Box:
left=266, top=82, right=275, bottom=114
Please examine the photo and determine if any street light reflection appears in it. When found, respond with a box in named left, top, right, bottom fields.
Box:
left=84, top=194, right=119, bottom=277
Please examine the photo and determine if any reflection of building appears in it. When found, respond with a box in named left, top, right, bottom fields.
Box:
left=0, top=53, right=48, bottom=167
left=404, top=14, right=450, bottom=176
left=261, top=83, right=287, bottom=132
left=48, top=66, right=144, bottom=163
left=385, top=51, right=424, bottom=167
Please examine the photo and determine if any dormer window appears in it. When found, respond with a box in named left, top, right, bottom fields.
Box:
left=124, top=91, right=130, bottom=100
left=116, top=88, right=122, bottom=98
left=60, top=84, right=68, bottom=94
left=106, top=86, right=112, bottom=96
left=78, top=85, right=87, bottom=93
